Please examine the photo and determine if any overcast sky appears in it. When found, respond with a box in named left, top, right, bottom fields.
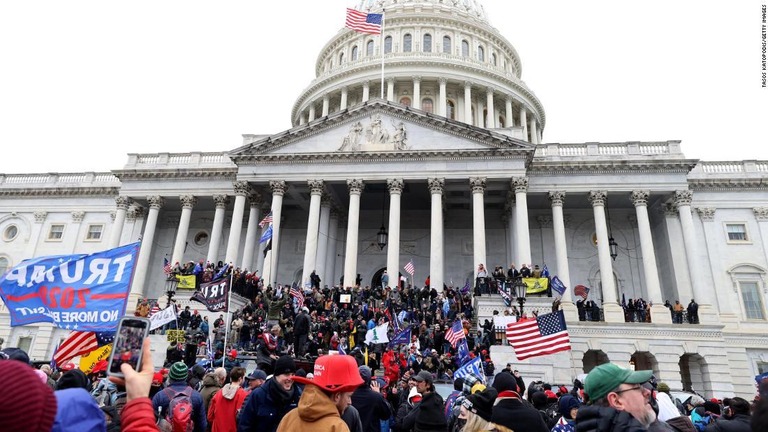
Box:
left=1, top=0, right=766, bottom=174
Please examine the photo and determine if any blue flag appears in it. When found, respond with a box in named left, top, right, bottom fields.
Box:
left=497, top=283, right=512, bottom=306
left=460, top=279, right=471, bottom=294
left=542, top=264, right=550, bottom=277
left=260, top=225, right=273, bottom=244
left=214, top=263, right=229, bottom=281
left=389, top=327, right=412, bottom=347
left=0, top=242, right=141, bottom=332
left=550, top=276, right=566, bottom=296
left=454, top=357, right=487, bottom=384
left=457, top=338, right=470, bottom=365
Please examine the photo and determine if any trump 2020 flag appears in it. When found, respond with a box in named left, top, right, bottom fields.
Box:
left=506, top=310, right=571, bottom=361
left=0, top=242, right=140, bottom=332
left=389, top=327, right=411, bottom=347
left=191, top=278, right=230, bottom=312
left=454, top=357, right=487, bottom=384
left=550, top=276, right=566, bottom=296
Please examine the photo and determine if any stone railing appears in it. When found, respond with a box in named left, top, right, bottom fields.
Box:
left=691, top=161, right=768, bottom=174
left=535, top=141, right=682, bottom=158
left=0, top=172, right=120, bottom=187
left=124, top=152, right=235, bottom=169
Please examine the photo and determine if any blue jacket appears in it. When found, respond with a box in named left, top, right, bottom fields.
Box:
left=237, top=377, right=301, bottom=432
left=152, top=381, right=207, bottom=432
left=53, top=388, right=106, bottom=432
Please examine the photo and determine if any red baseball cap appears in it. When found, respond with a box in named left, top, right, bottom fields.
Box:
left=228, top=349, right=238, bottom=358
left=292, top=355, right=363, bottom=393
left=60, top=362, right=76, bottom=371
left=91, top=360, right=108, bottom=374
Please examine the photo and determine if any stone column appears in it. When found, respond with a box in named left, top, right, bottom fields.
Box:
left=631, top=191, right=671, bottom=324
left=225, top=181, right=249, bottom=266
left=171, top=195, right=197, bottom=265
left=697, top=207, right=732, bottom=319
left=299, top=113, right=306, bottom=126
left=463, top=81, right=472, bottom=125
left=343, top=179, right=364, bottom=288
left=255, top=204, right=270, bottom=275
left=302, top=180, right=325, bottom=286
left=470, top=177, right=487, bottom=279
left=755, top=207, right=768, bottom=276
left=70, top=211, right=85, bottom=253
left=362, top=81, right=370, bottom=102
left=520, top=107, right=528, bottom=142
left=429, top=178, right=445, bottom=292
left=438, top=78, right=447, bottom=117
left=486, top=88, right=495, bottom=128
left=505, top=99, right=514, bottom=127
left=315, top=195, right=332, bottom=280
left=676, top=190, right=716, bottom=323
left=132, top=196, right=164, bottom=297
left=308, top=104, right=316, bottom=122
left=124, top=204, right=144, bottom=244
left=241, top=192, right=263, bottom=271
left=412, top=76, right=422, bottom=110
left=108, top=196, right=130, bottom=248
left=325, top=209, right=341, bottom=286
left=207, top=194, right=229, bottom=264
left=661, top=203, right=693, bottom=302
left=264, top=181, right=287, bottom=287
left=340, top=87, right=348, bottom=110
left=321, top=95, right=330, bottom=117
left=387, top=78, right=395, bottom=102
left=512, top=177, right=531, bottom=266
left=589, top=191, right=623, bottom=322
left=549, top=191, right=578, bottom=320
left=386, top=179, right=404, bottom=287
left=529, top=118, right=539, bottom=144
left=24, top=211, right=47, bottom=258
left=506, top=192, right=516, bottom=266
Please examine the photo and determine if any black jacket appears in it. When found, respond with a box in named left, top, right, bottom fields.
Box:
left=704, top=414, right=751, bottom=432
left=351, top=384, right=392, bottom=432
left=294, top=311, right=311, bottom=336
left=575, top=406, right=647, bottom=432
left=491, top=397, right=549, bottom=432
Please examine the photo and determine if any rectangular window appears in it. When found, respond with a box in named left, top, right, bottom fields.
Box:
left=726, top=223, right=748, bottom=242
left=85, top=224, right=103, bottom=241
left=17, top=336, right=32, bottom=353
left=741, top=282, right=765, bottom=320
left=48, top=224, right=65, bottom=241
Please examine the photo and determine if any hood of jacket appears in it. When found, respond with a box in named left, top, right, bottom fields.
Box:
left=191, top=364, right=206, bottom=379
left=297, top=384, right=341, bottom=423
left=202, top=373, right=221, bottom=388
left=221, top=383, right=240, bottom=400
left=52, top=388, right=105, bottom=432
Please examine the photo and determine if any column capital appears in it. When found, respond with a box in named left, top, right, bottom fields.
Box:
left=126, top=205, right=144, bottom=221
left=662, top=203, right=678, bottom=217
left=548, top=191, right=566, bottom=206
left=512, top=176, right=528, bottom=193
left=469, top=177, right=486, bottom=194
left=753, top=207, right=768, bottom=221
left=322, top=94, right=330, bottom=102
left=308, top=179, right=325, bottom=195
left=362, top=81, right=370, bottom=89
left=674, top=190, right=693, bottom=206
left=347, top=179, right=364, bottom=195
left=486, top=86, right=495, bottom=94
left=233, top=181, right=250, bottom=196
left=428, top=177, right=444, bottom=194
left=71, top=211, right=85, bottom=223
left=147, top=196, right=165, bottom=209
left=386, top=78, right=395, bottom=85
left=248, top=192, right=263, bottom=208
left=387, top=178, right=404, bottom=195
left=438, top=77, right=447, bottom=85
left=115, top=196, right=131, bottom=210
left=270, top=180, right=287, bottom=196
left=696, top=207, right=716, bottom=221
left=412, top=75, right=422, bottom=83
left=630, top=190, right=650, bottom=206
left=588, top=190, right=607, bottom=207
left=321, top=193, right=333, bottom=207
left=464, top=80, right=473, bottom=89
left=180, top=195, right=197, bottom=210
left=213, top=194, right=230, bottom=209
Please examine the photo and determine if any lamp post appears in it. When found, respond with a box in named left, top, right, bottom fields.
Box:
left=514, top=279, right=527, bottom=316
left=165, top=275, right=179, bottom=308
left=376, top=225, right=388, bottom=250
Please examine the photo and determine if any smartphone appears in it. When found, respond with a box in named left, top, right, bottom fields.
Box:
left=107, top=316, right=151, bottom=378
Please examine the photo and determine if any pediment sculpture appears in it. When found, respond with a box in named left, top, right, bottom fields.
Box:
left=338, top=114, right=408, bottom=152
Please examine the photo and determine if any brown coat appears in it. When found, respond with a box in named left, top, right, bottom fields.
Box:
left=276, top=385, right=349, bottom=432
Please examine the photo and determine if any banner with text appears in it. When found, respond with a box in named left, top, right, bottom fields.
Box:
left=149, top=306, right=177, bottom=330
left=191, top=278, right=229, bottom=312
left=0, top=243, right=140, bottom=332
left=79, top=344, right=112, bottom=374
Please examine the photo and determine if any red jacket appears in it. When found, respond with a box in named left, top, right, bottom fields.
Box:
left=121, top=398, right=159, bottom=432
left=207, top=383, right=247, bottom=432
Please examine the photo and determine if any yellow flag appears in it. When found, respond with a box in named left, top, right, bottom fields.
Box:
left=176, top=274, right=196, bottom=289
left=79, top=345, right=112, bottom=374
left=523, top=277, right=549, bottom=294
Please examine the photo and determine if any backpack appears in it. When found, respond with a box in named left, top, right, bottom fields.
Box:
left=161, top=387, right=195, bottom=432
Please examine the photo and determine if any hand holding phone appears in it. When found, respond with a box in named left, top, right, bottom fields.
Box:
left=109, top=338, right=154, bottom=402
left=108, top=317, right=151, bottom=378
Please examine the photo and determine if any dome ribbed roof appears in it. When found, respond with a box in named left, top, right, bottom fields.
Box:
left=356, top=0, right=489, bottom=23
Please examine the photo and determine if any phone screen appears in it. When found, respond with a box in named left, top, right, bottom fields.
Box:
left=108, top=317, right=150, bottom=376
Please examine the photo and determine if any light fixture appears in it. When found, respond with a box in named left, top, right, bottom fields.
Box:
left=514, top=278, right=527, bottom=316
left=606, top=205, right=618, bottom=261
left=164, top=274, right=179, bottom=307
left=377, top=190, right=388, bottom=250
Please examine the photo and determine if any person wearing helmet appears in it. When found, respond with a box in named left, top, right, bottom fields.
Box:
left=276, top=354, right=364, bottom=432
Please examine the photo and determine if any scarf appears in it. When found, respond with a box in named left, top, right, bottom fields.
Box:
left=269, top=379, right=294, bottom=406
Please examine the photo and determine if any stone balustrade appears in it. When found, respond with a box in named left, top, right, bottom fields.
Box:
left=124, top=152, right=235, bottom=169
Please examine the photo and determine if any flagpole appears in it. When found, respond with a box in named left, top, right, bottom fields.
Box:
left=380, top=10, right=385, bottom=99
left=223, top=270, right=233, bottom=353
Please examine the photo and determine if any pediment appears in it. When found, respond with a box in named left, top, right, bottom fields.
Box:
left=229, top=100, right=533, bottom=159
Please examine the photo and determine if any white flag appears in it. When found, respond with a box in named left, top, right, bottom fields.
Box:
left=149, top=306, right=177, bottom=330
left=365, top=322, right=390, bottom=345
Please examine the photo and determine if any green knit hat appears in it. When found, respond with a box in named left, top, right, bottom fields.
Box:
left=656, top=382, right=670, bottom=394
left=169, top=362, right=188, bottom=382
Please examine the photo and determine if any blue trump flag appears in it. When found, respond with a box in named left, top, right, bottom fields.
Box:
left=457, top=338, right=470, bottom=365
left=454, top=357, right=487, bottom=384
left=550, top=276, right=566, bottom=296
left=389, top=327, right=412, bottom=347
left=0, top=242, right=141, bottom=332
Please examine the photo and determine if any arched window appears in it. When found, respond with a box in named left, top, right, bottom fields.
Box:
left=491, top=53, right=497, bottom=66
left=384, top=36, right=392, bottom=54
left=447, top=100, right=455, bottom=119
left=339, top=52, right=345, bottom=64
left=352, top=46, right=359, bottom=61
left=366, top=40, right=375, bottom=56
left=400, top=97, right=411, bottom=107
left=461, top=40, right=469, bottom=57
left=423, top=34, right=432, bottom=52
left=477, top=46, right=484, bottom=62
left=422, top=98, right=434, bottom=113
left=403, top=33, right=412, bottom=52
left=443, top=36, right=452, bottom=54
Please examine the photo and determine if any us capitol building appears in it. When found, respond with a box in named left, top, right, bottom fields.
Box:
left=1, top=0, right=766, bottom=399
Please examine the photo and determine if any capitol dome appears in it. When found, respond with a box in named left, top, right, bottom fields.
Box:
left=291, top=0, right=545, bottom=144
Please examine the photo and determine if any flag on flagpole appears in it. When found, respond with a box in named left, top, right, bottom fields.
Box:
left=457, top=338, right=470, bottom=365
left=497, top=283, right=512, bottom=306
left=404, top=260, right=415, bottom=276
left=290, top=285, right=305, bottom=309
left=213, top=263, right=229, bottom=281
left=53, top=331, right=115, bottom=366
left=163, top=258, right=172, bottom=275
left=506, top=310, right=572, bottom=361
left=365, top=322, right=390, bottom=345
left=550, top=276, right=566, bottom=296
left=453, top=357, right=486, bottom=384
left=263, top=239, right=272, bottom=257
left=573, top=284, right=590, bottom=300
left=149, top=301, right=161, bottom=317
left=258, top=211, right=273, bottom=229
left=389, top=327, right=411, bottom=347
left=460, top=279, right=471, bottom=295
left=345, top=8, right=382, bottom=34
left=260, top=225, right=273, bottom=244
left=444, top=320, right=465, bottom=348
left=541, top=264, right=550, bottom=277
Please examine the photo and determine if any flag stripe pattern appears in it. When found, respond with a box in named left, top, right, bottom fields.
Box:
left=574, top=284, right=590, bottom=300
left=404, top=260, right=415, bottom=276
left=345, top=8, right=382, bottom=34
left=444, top=319, right=465, bottom=348
left=290, top=285, right=305, bottom=309
left=53, top=331, right=98, bottom=365
left=506, top=310, right=571, bottom=361
left=258, top=212, right=273, bottom=229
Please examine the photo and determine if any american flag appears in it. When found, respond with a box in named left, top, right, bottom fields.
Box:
left=258, top=211, right=273, bottom=229
left=53, top=331, right=115, bottom=367
left=290, top=285, right=305, bottom=309
left=163, top=257, right=172, bottom=275
left=573, top=284, right=590, bottom=300
left=345, top=8, right=382, bottom=35
left=444, top=319, right=465, bottom=348
left=506, top=310, right=571, bottom=361
left=404, top=260, right=415, bottom=276
left=149, top=301, right=161, bottom=317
